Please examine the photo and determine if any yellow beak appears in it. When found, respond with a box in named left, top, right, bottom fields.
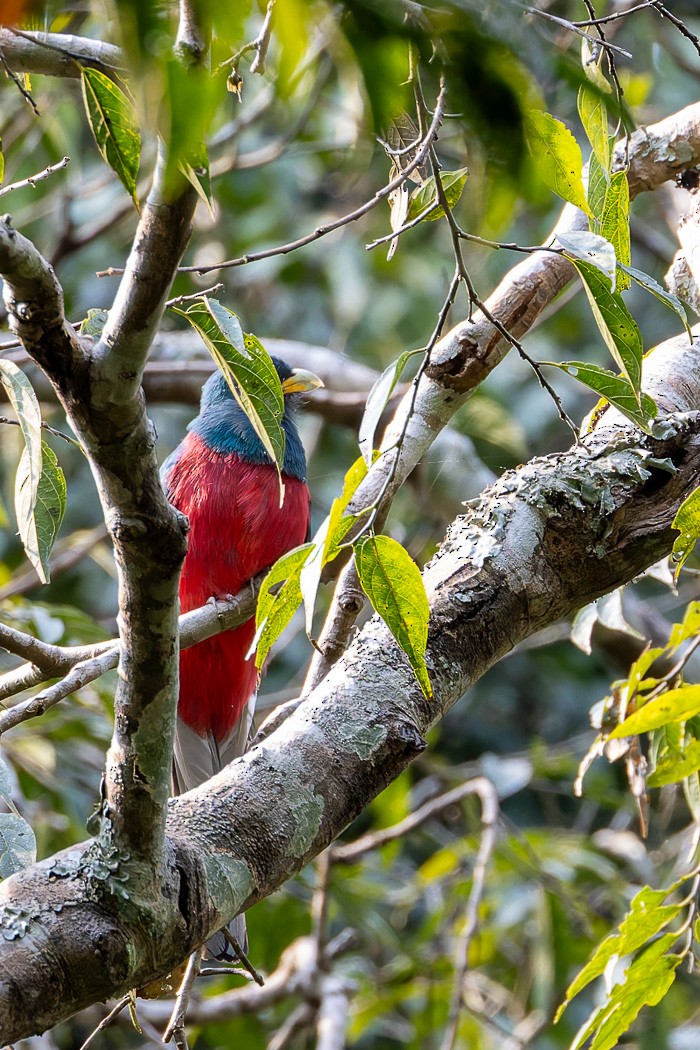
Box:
left=281, top=368, right=324, bottom=395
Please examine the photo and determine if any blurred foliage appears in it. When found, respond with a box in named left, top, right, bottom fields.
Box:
left=1, top=0, right=700, bottom=1048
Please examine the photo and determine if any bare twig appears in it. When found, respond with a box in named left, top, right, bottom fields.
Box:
left=0, top=157, right=70, bottom=197
left=222, top=929, right=265, bottom=986
left=162, top=950, right=201, bottom=1045
left=0, top=47, right=40, bottom=114
left=97, top=79, right=448, bottom=278
left=440, top=778, right=499, bottom=1050
left=78, top=996, right=129, bottom=1050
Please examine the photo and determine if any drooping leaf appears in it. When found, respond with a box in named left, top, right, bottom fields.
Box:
left=600, top=170, right=631, bottom=288
left=405, top=167, right=469, bottom=223
left=15, top=441, right=67, bottom=585
left=179, top=142, right=214, bottom=219
left=545, top=361, right=656, bottom=434
left=556, top=885, right=682, bottom=1019
left=578, top=84, right=611, bottom=174
left=671, top=486, right=700, bottom=578
left=0, top=812, right=37, bottom=879
left=570, top=935, right=680, bottom=1050
left=684, top=769, right=700, bottom=824
left=622, top=264, right=692, bottom=338
left=0, top=360, right=43, bottom=518
left=609, top=684, right=700, bottom=738
left=253, top=543, right=314, bottom=669
left=667, top=601, right=700, bottom=650
left=581, top=37, right=613, bottom=95
left=174, top=298, right=286, bottom=487
left=354, top=534, right=432, bottom=699
left=358, top=351, right=416, bottom=465
left=573, top=258, right=643, bottom=393
left=299, top=456, right=370, bottom=635
left=558, top=231, right=616, bottom=287
left=0, top=136, right=4, bottom=185
left=526, top=109, right=592, bottom=217
left=80, top=67, right=140, bottom=206
left=0, top=755, right=17, bottom=815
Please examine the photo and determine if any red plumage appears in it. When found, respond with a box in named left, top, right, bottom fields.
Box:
left=166, top=430, right=310, bottom=744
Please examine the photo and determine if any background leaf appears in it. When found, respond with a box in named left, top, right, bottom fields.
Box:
left=405, top=167, right=469, bottom=223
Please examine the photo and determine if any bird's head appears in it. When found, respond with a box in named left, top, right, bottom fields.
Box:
left=191, top=357, right=323, bottom=480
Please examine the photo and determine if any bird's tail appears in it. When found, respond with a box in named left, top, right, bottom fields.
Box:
left=172, top=697, right=256, bottom=961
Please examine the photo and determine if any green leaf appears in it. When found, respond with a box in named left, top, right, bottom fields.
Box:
left=253, top=544, right=314, bottom=669
left=557, top=886, right=682, bottom=1020
left=79, top=308, right=109, bottom=338
left=526, top=110, right=592, bottom=217
left=610, top=684, right=700, bottom=738
left=683, top=769, right=700, bottom=824
left=0, top=812, right=37, bottom=879
left=80, top=68, right=140, bottom=206
left=600, top=170, right=631, bottom=289
left=672, top=487, right=700, bottom=578
left=545, top=361, right=656, bottom=435
left=622, top=264, right=692, bottom=338
left=15, top=441, right=67, bottom=585
left=581, top=37, right=613, bottom=95
left=0, top=754, right=18, bottom=816
left=299, top=456, right=370, bottom=635
left=0, top=136, right=4, bottom=185
left=571, top=935, right=680, bottom=1050
left=587, top=151, right=609, bottom=225
left=667, top=601, right=700, bottom=650
left=174, top=298, right=286, bottom=487
left=558, top=231, right=616, bottom=287
left=179, top=142, right=214, bottom=219
left=405, top=167, right=469, bottom=223
left=648, top=736, right=700, bottom=787
left=0, top=360, right=43, bottom=518
left=358, top=351, right=416, bottom=465
left=578, top=84, right=611, bottom=174
left=572, top=258, right=643, bottom=392
left=354, top=535, right=432, bottom=699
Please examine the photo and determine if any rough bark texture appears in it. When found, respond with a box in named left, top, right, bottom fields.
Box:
left=2, top=332, right=700, bottom=1041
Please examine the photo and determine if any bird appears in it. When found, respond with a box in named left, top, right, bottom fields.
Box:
left=160, top=357, right=321, bottom=957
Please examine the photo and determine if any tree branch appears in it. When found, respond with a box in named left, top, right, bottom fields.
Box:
left=1, top=328, right=700, bottom=1040
left=0, top=28, right=123, bottom=80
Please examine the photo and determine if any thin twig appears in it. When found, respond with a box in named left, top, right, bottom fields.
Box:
left=0, top=414, right=81, bottom=447
left=222, top=928, right=265, bottom=986
left=0, top=47, right=40, bottom=114
left=162, top=950, right=201, bottom=1044
left=96, top=79, right=448, bottom=278
left=440, top=778, right=499, bottom=1050
left=519, top=4, right=633, bottom=56
left=0, top=156, right=70, bottom=197
left=651, top=2, right=700, bottom=58
left=78, top=996, right=130, bottom=1050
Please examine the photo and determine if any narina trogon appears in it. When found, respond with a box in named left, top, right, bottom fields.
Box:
left=161, top=357, right=321, bottom=958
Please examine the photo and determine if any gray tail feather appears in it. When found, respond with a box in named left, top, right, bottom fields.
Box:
left=172, top=700, right=257, bottom=960
left=204, top=914, right=248, bottom=962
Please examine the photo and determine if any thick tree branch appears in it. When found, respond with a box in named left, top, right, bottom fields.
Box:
left=0, top=28, right=123, bottom=80
left=1, top=330, right=700, bottom=1040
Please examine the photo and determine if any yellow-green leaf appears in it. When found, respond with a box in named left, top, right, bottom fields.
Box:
left=573, top=258, right=643, bottom=394
left=601, top=170, right=631, bottom=289
left=253, top=543, right=314, bottom=669
left=80, top=68, right=140, bottom=206
left=355, top=534, right=432, bottom=699
left=672, top=487, right=700, bottom=578
left=15, top=441, right=67, bottom=585
left=526, top=109, right=592, bottom=217
left=545, top=361, right=656, bottom=435
left=610, top=684, right=700, bottom=738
